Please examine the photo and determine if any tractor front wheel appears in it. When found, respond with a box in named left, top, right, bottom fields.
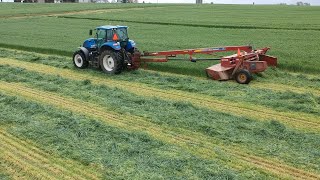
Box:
left=99, top=50, right=123, bottom=74
left=73, top=51, right=88, bottom=69
left=235, top=69, right=252, bottom=84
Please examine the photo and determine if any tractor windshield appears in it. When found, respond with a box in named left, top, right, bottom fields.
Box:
left=116, top=28, right=128, bottom=41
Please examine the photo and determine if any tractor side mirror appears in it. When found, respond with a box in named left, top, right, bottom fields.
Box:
left=89, top=29, right=93, bottom=36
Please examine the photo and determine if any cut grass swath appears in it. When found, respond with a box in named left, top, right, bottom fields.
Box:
left=0, top=128, right=101, bottom=180
left=0, top=93, right=244, bottom=179
left=1, top=82, right=319, bottom=180
left=1, top=58, right=318, bottom=133
left=1, top=164, right=28, bottom=180
left=3, top=47, right=320, bottom=95
left=251, top=82, right=320, bottom=96
left=2, top=45, right=318, bottom=96
left=2, top=64, right=320, bottom=171
left=2, top=64, right=320, bottom=174
left=1, top=48, right=319, bottom=98
left=142, top=69, right=320, bottom=96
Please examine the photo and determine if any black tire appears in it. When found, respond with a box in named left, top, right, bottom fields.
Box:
left=99, top=50, right=123, bottom=74
left=235, top=69, right=252, bottom=84
left=73, top=51, right=89, bottom=69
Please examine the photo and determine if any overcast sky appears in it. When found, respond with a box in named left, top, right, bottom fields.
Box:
left=146, top=0, right=319, bottom=5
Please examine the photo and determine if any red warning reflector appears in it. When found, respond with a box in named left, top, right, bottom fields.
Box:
left=113, top=33, right=119, bottom=41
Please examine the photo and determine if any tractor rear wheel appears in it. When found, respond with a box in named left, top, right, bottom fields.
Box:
left=235, top=69, right=252, bottom=84
left=73, top=51, right=88, bottom=69
left=99, top=50, right=123, bottom=74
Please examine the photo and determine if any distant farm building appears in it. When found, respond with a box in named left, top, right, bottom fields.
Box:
left=196, top=0, right=202, bottom=4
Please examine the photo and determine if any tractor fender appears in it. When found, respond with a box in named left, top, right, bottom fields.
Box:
left=101, top=42, right=121, bottom=51
left=78, top=47, right=89, bottom=61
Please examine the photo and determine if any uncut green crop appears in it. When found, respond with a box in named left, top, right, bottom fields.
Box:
left=0, top=3, right=175, bottom=17
left=67, top=5, right=320, bottom=30
left=1, top=64, right=319, bottom=174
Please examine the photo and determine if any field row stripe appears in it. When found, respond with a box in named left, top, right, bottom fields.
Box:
left=1, top=163, right=30, bottom=180
left=1, top=133, right=84, bottom=180
left=0, top=58, right=319, bottom=133
left=0, top=145, right=56, bottom=180
left=1, top=82, right=319, bottom=179
left=1, top=140, right=63, bottom=179
left=251, top=82, right=320, bottom=96
left=1, top=131, right=100, bottom=179
left=0, top=129, right=101, bottom=180
left=58, top=16, right=320, bottom=31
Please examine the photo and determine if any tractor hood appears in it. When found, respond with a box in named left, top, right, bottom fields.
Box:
left=83, top=38, right=96, bottom=49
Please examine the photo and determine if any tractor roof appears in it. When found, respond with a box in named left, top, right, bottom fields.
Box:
left=96, top=25, right=127, bottom=30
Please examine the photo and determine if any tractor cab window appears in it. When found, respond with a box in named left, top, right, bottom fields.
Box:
left=116, top=28, right=128, bottom=41
left=96, top=29, right=107, bottom=47
left=96, top=29, right=106, bottom=41
left=106, top=30, right=113, bottom=41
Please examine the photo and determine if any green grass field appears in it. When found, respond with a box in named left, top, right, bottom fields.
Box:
left=0, top=4, right=320, bottom=74
left=0, top=3, right=319, bottom=180
left=0, top=3, right=175, bottom=17
left=65, top=5, right=320, bottom=30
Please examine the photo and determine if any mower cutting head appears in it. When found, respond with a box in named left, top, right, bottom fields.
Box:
left=137, top=46, right=277, bottom=84
left=206, top=47, right=277, bottom=84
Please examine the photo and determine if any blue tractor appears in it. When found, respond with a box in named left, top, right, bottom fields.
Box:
left=73, top=25, right=139, bottom=74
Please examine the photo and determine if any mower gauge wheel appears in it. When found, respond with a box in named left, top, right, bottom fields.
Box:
left=235, top=69, right=252, bottom=84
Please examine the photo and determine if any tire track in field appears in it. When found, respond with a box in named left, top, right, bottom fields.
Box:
left=0, top=128, right=101, bottom=180
left=1, top=58, right=319, bottom=133
left=1, top=82, right=319, bottom=180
